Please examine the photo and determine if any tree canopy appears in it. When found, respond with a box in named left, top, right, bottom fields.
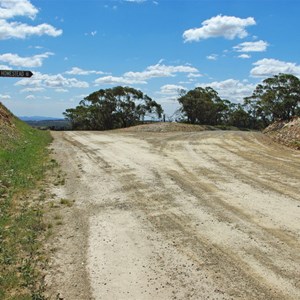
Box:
left=177, top=87, right=248, bottom=127
left=178, top=87, right=223, bottom=125
left=64, top=73, right=300, bottom=131
left=244, top=73, right=300, bottom=126
left=177, top=74, right=300, bottom=129
left=64, top=86, right=163, bottom=130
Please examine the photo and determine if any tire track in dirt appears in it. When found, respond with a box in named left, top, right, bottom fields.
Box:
left=48, top=130, right=300, bottom=300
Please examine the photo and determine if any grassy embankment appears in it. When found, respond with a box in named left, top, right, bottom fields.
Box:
left=0, top=112, right=52, bottom=299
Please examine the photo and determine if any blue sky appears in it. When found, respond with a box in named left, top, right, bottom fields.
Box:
left=1, top=0, right=300, bottom=118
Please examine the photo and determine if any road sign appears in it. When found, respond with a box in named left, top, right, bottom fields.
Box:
left=0, top=70, right=33, bottom=78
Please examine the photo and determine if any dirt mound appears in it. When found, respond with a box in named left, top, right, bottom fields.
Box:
left=0, top=102, right=18, bottom=146
left=263, top=117, right=300, bottom=149
left=0, top=102, right=13, bottom=126
left=119, top=122, right=211, bottom=132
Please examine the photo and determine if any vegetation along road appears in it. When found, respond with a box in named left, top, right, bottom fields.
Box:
left=46, top=126, right=300, bottom=299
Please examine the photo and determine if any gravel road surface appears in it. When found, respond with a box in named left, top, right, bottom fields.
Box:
left=46, top=129, right=300, bottom=300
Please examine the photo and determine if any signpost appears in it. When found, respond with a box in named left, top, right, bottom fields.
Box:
left=0, top=70, right=33, bottom=78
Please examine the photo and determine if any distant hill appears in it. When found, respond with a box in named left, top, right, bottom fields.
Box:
left=15, top=115, right=70, bottom=130
left=24, top=119, right=71, bottom=130
left=19, top=116, right=64, bottom=121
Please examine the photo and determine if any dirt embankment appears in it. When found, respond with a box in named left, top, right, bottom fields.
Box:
left=0, top=102, right=18, bottom=145
left=46, top=128, right=300, bottom=300
left=0, top=102, right=13, bottom=126
left=263, top=117, right=300, bottom=149
left=120, top=122, right=211, bottom=132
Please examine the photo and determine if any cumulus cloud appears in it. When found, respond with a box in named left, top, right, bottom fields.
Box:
left=20, top=87, right=45, bottom=93
left=95, top=75, right=146, bottom=85
left=95, top=62, right=199, bottom=85
left=196, top=79, right=255, bottom=102
left=206, top=54, right=218, bottom=61
left=0, top=20, right=62, bottom=40
left=25, top=94, right=35, bottom=100
left=0, top=64, right=11, bottom=69
left=187, top=73, right=203, bottom=78
left=159, top=84, right=187, bottom=95
left=15, top=72, right=89, bottom=89
left=55, top=88, right=69, bottom=93
left=0, top=52, right=54, bottom=67
left=0, top=0, right=62, bottom=40
left=0, top=0, right=37, bottom=19
left=0, top=93, right=11, bottom=99
left=234, top=40, right=269, bottom=52
left=238, top=54, right=251, bottom=59
left=124, top=64, right=198, bottom=81
left=250, top=58, right=300, bottom=77
left=183, top=15, right=256, bottom=42
left=66, top=67, right=105, bottom=76
left=123, top=63, right=198, bottom=81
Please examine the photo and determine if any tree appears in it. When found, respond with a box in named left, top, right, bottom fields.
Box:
left=213, top=98, right=232, bottom=125
left=177, top=87, right=229, bottom=125
left=244, top=73, right=300, bottom=126
left=228, top=103, right=251, bottom=128
left=64, top=86, right=163, bottom=130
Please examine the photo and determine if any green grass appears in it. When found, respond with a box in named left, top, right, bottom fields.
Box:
left=0, top=116, right=53, bottom=299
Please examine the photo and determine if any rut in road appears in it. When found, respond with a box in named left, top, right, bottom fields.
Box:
left=47, top=130, right=300, bottom=300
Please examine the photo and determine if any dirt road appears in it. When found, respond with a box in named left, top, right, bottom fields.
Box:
left=46, top=129, right=300, bottom=299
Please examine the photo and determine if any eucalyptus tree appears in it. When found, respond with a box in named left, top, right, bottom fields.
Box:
left=177, top=87, right=231, bottom=125
left=64, top=86, right=163, bottom=130
left=244, top=73, right=300, bottom=126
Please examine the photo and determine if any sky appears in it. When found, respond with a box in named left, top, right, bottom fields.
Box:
left=0, top=0, right=300, bottom=118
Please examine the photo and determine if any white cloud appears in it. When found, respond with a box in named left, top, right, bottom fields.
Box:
left=0, top=0, right=62, bottom=40
left=0, top=93, right=11, bottom=99
left=0, top=20, right=62, bottom=40
left=183, top=15, right=256, bottom=42
left=66, top=67, right=105, bottom=76
left=156, top=95, right=179, bottom=105
left=0, top=52, right=54, bottom=67
left=250, top=58, right=300, bottom=77
left=85, top=30, right=97, bottom=37
left=21, top=87, right=45, bottom=93
left=187, top=73, right=203, bottom=78
left=55, top=88, right=69, bottom=93
left=0, top=64, right=11, bottom=69
left=234, top=40, right=269, bottom=52
left=25, top=94, right=35, bottom=100
left=238, top=54, right=251, bottom=59
left=95, top=62, right=199, bottom=85
left=0, top=0, right=37, bottom=19
left=15, top=72, right=89, bottom=89
left=159, top=84, right=187, bottom=95
left=196, top=79, right=255, bottom=102
left=95, top=75, right=146, bottom=85
left=206, top=54, right=218, bottom=61
left=123, top=63, right=198, bottom=81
